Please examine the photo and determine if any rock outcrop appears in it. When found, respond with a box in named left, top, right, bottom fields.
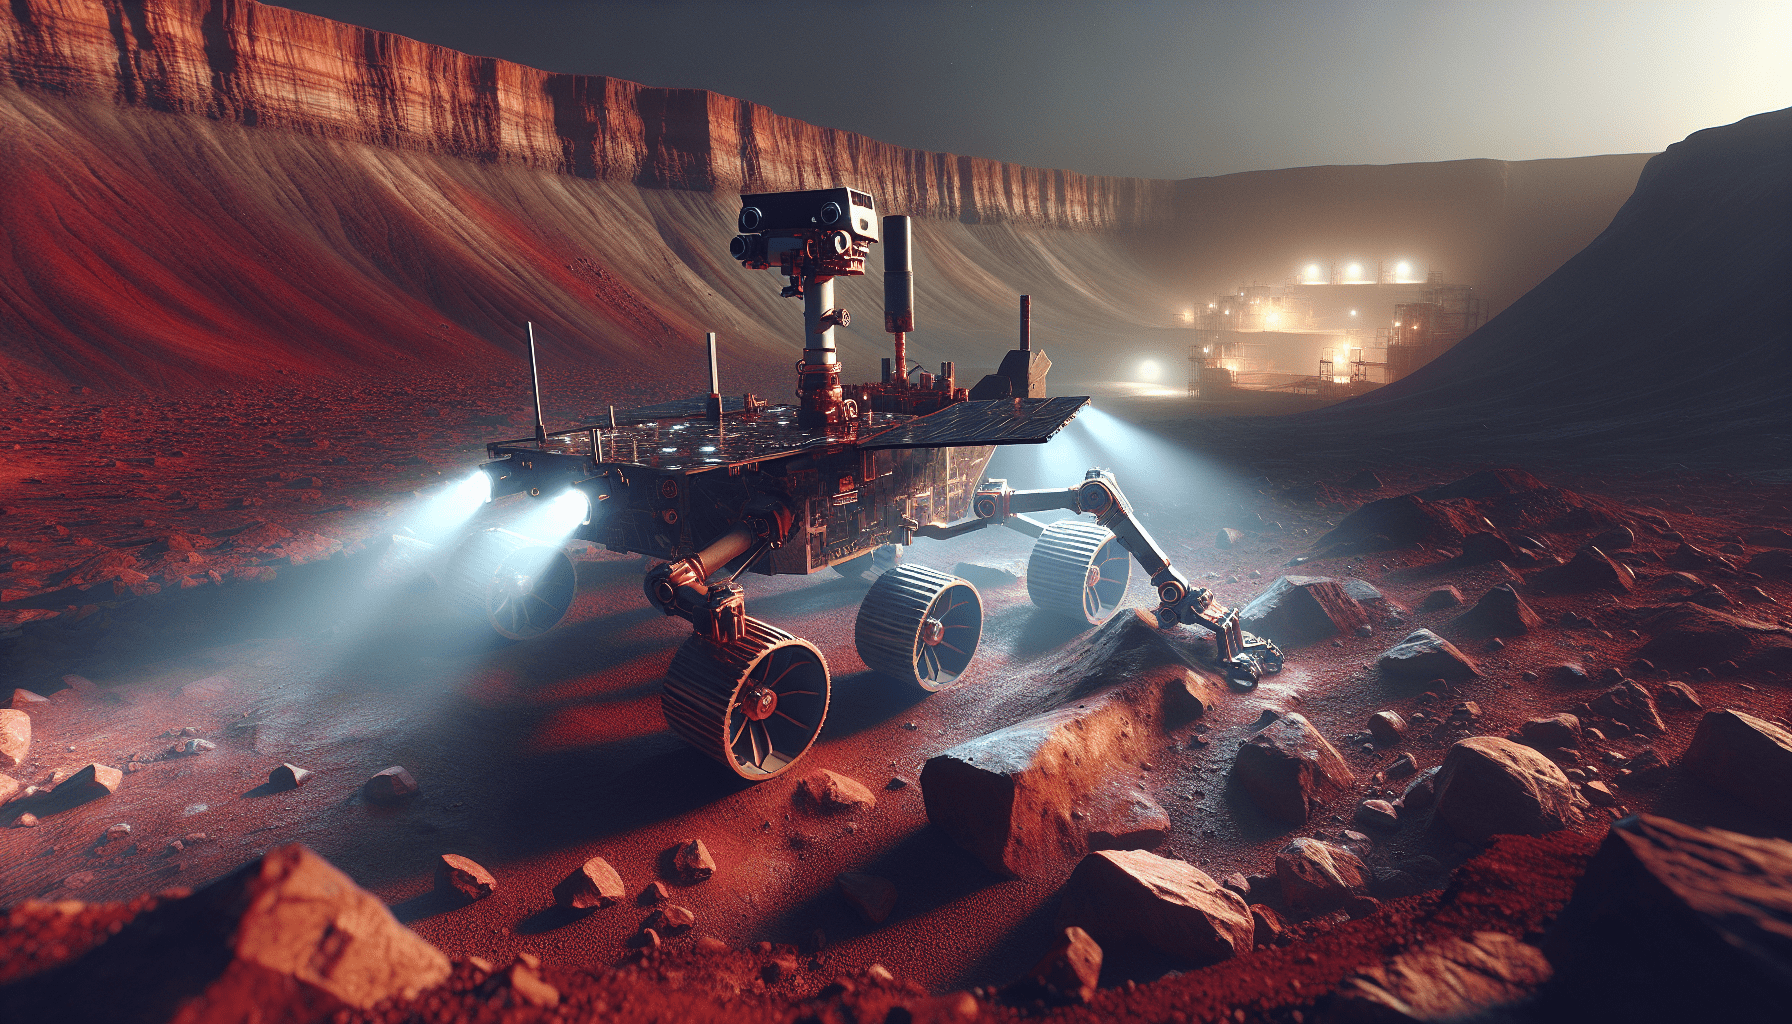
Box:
left=1377, top=629, right=1480, bottom=681
left=1239, top=576, right=1371, bottom=646
left=0, top=844, right=450, bottom=1022
left=1232, top=713, right=1355, bottom=824
left=1327, top=931, right=1554, bottom=1023
left=1681, top=709, right=1792, bottom=821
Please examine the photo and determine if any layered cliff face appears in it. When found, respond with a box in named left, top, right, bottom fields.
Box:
left=0, top=0, right=1651, bottom=394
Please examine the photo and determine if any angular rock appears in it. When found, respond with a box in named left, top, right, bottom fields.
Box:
left=1459, top=532, right=1520, bottom=565
left=1418, top=587, right=1463, bottom=611
left=1550, top=662, right=1590, bottom=685
left=1582, top=780, right=1617, bottom=807
left=1368, top=710, right=1407, bottom=745
left=436, top=855, right=497, bottom=900
left=1342, top=578, right=1407, bottom=624
left=1420, top=469, right=1548, bottom=500
left=1216, top=528, right=1244, bottom=548
left=797, top=769, right=876, bottom=814
left=1682, top=709, right=1792, bottom=821
left=637, top=880, right=669, bottom=906
left=0, top=709, right=29, bottom=768
left=496, top=962, right=560, bottom=1008
left=1085, top=787, right=1170, bottom=851
left=1377, top=629, right=1480, bottom=681
left=1251, top=905, right=1288, bottom=948
left=837, top=872, right=898, bottom=924
left=1541, top=815, right=1792, bottom=1024
left=1670, top=542, right=1733, bottom=571
left=1636, top=603, right=1792, bottom=670
left=57, top=763, right=122, bottom=799
left=1536, top=546, right=1633, bottom=593
left=1330, top=931, right=1554, bottom=1023
left=670, top=839, right=716, bottom=883
left=555, top=856, right=626, bottom=909
left=1056, top=849, right=1254, bottom=966
left=1744, top=527, right=1792, bottom=548
left=0, top=774, right=17, bottom=804
left=269, top=763, right=312, bottom=789
left=0, top=844, right=449, bottom=1020
left=1659, top=681, right=1702, bottom=710
left=642, top=904, right=695, bottom=935
left=1591, top=525, right=1636, bottom=551
left=1520, top=714, right=1582, bottom=749
left=1013, top=927, right=1101, bottom=1004
left=1232, top=712, right=1355, bottom=824
left=1238, top=575, right=1370, bottom=646
left=1433, top=737, right=1587, bottom=841
left=1452, top=584, right=1543, bottom=635
left=1748, top=549, right=1792, bottom=577
left=363, top=766, right=419, bottom=804
left=1318, top=494, right=1485, bottom=550
left=1590, top=681, right=1666, bottom=735
left=1276, top=838, right=1370, bottom=917
left=6, top=689, right=50, bottom=710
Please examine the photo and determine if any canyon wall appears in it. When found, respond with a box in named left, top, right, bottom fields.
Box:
left=0, top=0, right=1652, bottom=393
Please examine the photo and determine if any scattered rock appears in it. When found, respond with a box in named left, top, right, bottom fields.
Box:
left=1399, top=767, right=1441, bottom=812
left=1590, top=680, right=1667, bottom=735
left=1744, top=528, right=1792, bottom=548
left=1216, top=528, right=1244, bottom=549
left=1330, top=931, right=1554, bottom=1023
left=1238, top=575, right=1370, bottom=646
left=1520, top=714, right=1582, bottom=749
left=0, top=844, right=449, bottom=1019
left=551, top=856, right=625, bottom=909
left=1343, top=470, right=1384, bottom=490
left=1275, top=838, right=1370, bottom=917
left=1232, top=712, right=1355, bottom=824
left=269, top=763, right=313, bottom=789
left=1581, top=781, right=1617, bottom=807
left=16, top=812, right=39, bottom=827
left=1452, top=584, right=1543, bottom=635
left=1387, top=752, right=1419, bottom=779
left=670, top=839, right=716, bottom=883
left=436, top=855, right=497, bottom=900
left=1459, top=532, right=1520, bottom=565
left=1318, top=494, right=1486, bottom=551
left=643, top=904, right=695, bottom=935
left=1590, top=525, right=1636, bottom=551
left=1747, top=549, right=1792, bottom=577
left=363, top=766, right=420, bottom=804
left=171, top=738, right=216, bottom=756
left=638, top=880, right=669, bottom=906
left=1432, top=737, right=1587, bottom=841
left=1010, top=926, right=1102, bottom=1004
left=0, top=709, right=29, bottom=768
left=797, top=769, right=876, bottom=814
left=0, top=773, right=18, bottom=804
left=1636, top=603, right=1792, bottom=670
left=837, top=872, right=898, bottom=924
left=1670, top=542, right=1733, bottom=572
left=1659, top=681, right=1702, bottom=710
left=1550, top=663, right=1590, bottom=685
left=1682, top=709, right=1792, bottom=821
left=1542, top=815, right=1792, bottom=1024
left=1251, top=905, right=1287, bottom=948
left=1377, top=629, right=1480, bottom=681
left=1057, top=849, right=1254, bottom=966
left=1368, top=710, right=1407, bottom=745
left=57, top=763, right=123, bottom=800
left=1356, top=799, right=1399, bottom=829
left=1418, top=587, right=1463, bottom=611
left=494, top=961, right=560, bottom=1008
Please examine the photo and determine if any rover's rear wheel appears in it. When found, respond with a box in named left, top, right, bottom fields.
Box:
left=1027, top=520, right=1130, bottom=625
left=661, top=619, right=830, bottom=781
left=445, top=528, right=577, bottom=640
left=855, top=564, right=983, bottom=691
left=831, top=543, right=902, bottom=583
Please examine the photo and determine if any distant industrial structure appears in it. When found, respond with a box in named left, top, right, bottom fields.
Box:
left=1187, top=262, right=1484, bottom=398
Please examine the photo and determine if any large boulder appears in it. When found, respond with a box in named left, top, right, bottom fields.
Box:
left=1377, top=629, right=1480, bottom=681
left=1056, top=849, right=1254, bottom=966
left=1540, top=815, right=1792, bottom=1023
left=0, top=844, right=449, bottom=1023
left=1451, top=584, right=1542, bottom=636
left=1232, top=713, right=1355, bottom=824
left=1275, top=838, right=1370, bottom=917
left=1327, top=931, right=1554, bottom=1023
left=1635, top=604, right=1792, bottom=670
left=1239, top=576, right=1371, bottom=646
left=0, top=709, right=28, bottom=768
left=1432, top=737, right=1588, bottom=841
left=1341, top=578, right=1407, bottom=625
left=1682, top=709, right=1792, bottom=821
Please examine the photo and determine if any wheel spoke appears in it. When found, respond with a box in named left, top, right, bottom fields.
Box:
left=777, top=689, right=821, bottom=698
left=753, top=721, right=771, bottom=767
left=730, top=715, right=749, bottom=748
left=748, top=718, right=764, bottom=767
left=938, top=639, right=968, bottom=656
left=774, top=709, right=809, bottom=730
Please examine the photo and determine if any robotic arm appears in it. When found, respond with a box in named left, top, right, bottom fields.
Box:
left=967, top=469, right=1284, bottom=684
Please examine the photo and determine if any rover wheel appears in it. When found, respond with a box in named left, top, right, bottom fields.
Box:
left=445, top=528, right=577, bottom=640
left=661, top=618, right=830, bottom=781
left=1027, top=520, right=1130, bottom=624
left=831, top=543, right=902, bottom=583
left=855, top=564, right=983, bottom=692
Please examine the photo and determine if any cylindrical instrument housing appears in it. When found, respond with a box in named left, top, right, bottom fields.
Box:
left=883, top=216, right=914, bottom=333
left=1020, top=295, right=1031, bottom=351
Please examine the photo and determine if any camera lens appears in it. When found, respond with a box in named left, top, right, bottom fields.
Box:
left=738, top=206, right=763, bottom=231
left=729, top=235, right=754, bottom=259
left=826, top=231, right=851, bottom=255
left=819, top=202, right=843, bottom=225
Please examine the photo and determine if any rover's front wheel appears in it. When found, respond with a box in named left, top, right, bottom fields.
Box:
left=661, top=619, right=831, bottom=781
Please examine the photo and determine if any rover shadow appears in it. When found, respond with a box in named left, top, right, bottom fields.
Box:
left=816, top=670, right=933, bottom=739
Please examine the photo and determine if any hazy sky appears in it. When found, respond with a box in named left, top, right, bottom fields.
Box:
left=276, top=0, right=1791, bottom=179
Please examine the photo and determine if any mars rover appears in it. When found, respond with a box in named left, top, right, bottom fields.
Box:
left=450, top=186, right=1282, bottom=780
